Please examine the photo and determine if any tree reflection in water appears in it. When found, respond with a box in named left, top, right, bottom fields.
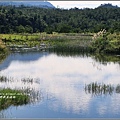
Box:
left=85, top=82, right=120, bottom=96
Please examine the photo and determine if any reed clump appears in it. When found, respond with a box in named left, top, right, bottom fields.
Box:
left=85, top=82, right=120, bottom=96
left=0, top=88, right=30, bottom=111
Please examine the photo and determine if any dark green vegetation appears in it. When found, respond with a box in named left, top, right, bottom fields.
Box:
left=0, top=39, right=7, bottom=53
left=0, top=5, right=119, bottom=33
left=0, top=88, right=29, bottom=110
left=0, top=39, right=8, bottom=62
left=0, top=54, right=6, bottom=64
left=0, top=4, right=119, bottom=54
left=85, top=82, right=120, bottom=96
left=90, top=53, right=120, bottom=65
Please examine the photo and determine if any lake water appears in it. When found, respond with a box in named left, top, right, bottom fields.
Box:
left=0, top=51, right=120, bottom=118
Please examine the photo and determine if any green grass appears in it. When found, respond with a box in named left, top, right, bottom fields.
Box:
left=0, top=33, right=92, bottom=52
left=0, top=32, right=119, bottom=54
left=0, top=88, right=29, bottom=111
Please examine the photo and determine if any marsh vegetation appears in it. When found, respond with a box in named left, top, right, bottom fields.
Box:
left=85, top=82, right=120, bottom=96
left=1, top=32, right=119, bottom=54
left=0, top=88, right=29, bottom=110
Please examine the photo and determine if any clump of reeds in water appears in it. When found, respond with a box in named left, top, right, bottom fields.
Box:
left=0, top=88, right=30, bottom=111
left=0, top=76, right=7, bottom=82
left=84, top=82, right=120, bottom=96
left=21, top=78, right=33, bottom=84
left=0, top=76, right=41, bottom=108
left=0, top=76, right=14, bottom=82
left=116, top=84, right=120, bottom=93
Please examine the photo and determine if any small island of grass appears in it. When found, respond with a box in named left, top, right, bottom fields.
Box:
left=0, top=88, right=29, bottom=111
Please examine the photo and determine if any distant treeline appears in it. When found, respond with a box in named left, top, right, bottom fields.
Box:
left=0, top=5, right=120, bottom=33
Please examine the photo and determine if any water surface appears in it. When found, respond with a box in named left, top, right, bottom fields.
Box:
left=0, top=51, right=120, bottom=118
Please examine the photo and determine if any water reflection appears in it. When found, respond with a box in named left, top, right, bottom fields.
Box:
left=91, top=53, right=120, bottom=66
left=50, top=51, right=120, bottom=64
left=85, top=82, right=120, bottom=96
left=0, top=51, right=48, bottom=71
left=0, top=51, right=120, bottom=118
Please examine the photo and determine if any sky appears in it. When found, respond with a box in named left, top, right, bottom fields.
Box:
left=49, top=1, right=120, bottom=9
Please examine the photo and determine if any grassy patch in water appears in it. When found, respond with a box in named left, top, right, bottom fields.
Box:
left=0, top=88, right=29, bottom=110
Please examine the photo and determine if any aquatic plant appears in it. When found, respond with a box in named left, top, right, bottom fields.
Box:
left=0, top=76, right=7, bottom=82
left=84, top=82, right=120, bottom=96
left=0, top=88, right=30, bottom=111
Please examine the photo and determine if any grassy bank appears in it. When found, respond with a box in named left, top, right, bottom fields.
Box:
left=0, top=32, right=119, bottom=54
left=0, top=33, right=93, bottom=52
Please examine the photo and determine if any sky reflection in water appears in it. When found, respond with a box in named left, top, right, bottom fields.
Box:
left=0, top=52, right=120, bottom=118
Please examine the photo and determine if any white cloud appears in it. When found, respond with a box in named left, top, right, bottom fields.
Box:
left=49, top=1, right=120, bottom=9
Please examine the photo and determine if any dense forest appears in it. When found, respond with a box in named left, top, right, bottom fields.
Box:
left=0, top=5, right=120, bottom=34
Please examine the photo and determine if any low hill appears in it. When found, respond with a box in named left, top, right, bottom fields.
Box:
left=98, top=3, right=119, bottom=8
left=0, top=1, right=55, bottom=8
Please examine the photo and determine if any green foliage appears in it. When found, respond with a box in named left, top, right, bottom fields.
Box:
left=91, top=30, right=120, bottom=54
left=0, top=6, right=119, bottom=33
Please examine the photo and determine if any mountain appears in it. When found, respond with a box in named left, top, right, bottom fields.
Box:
left=98, top=3, right=119, bottom=8
left=0, top=1, right=55, bottom=8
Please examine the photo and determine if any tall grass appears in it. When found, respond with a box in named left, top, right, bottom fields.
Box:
left=0, top=33, right=93, bottom=52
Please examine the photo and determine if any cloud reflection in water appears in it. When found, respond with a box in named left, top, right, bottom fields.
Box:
left=0, top=52, right=120, bottom=117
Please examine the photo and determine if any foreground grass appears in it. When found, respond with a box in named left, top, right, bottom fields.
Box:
left=0, top=88, right=29, bottom=111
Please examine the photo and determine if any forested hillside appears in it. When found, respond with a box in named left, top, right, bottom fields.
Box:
left=0, top=5, right=120, bottom=33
